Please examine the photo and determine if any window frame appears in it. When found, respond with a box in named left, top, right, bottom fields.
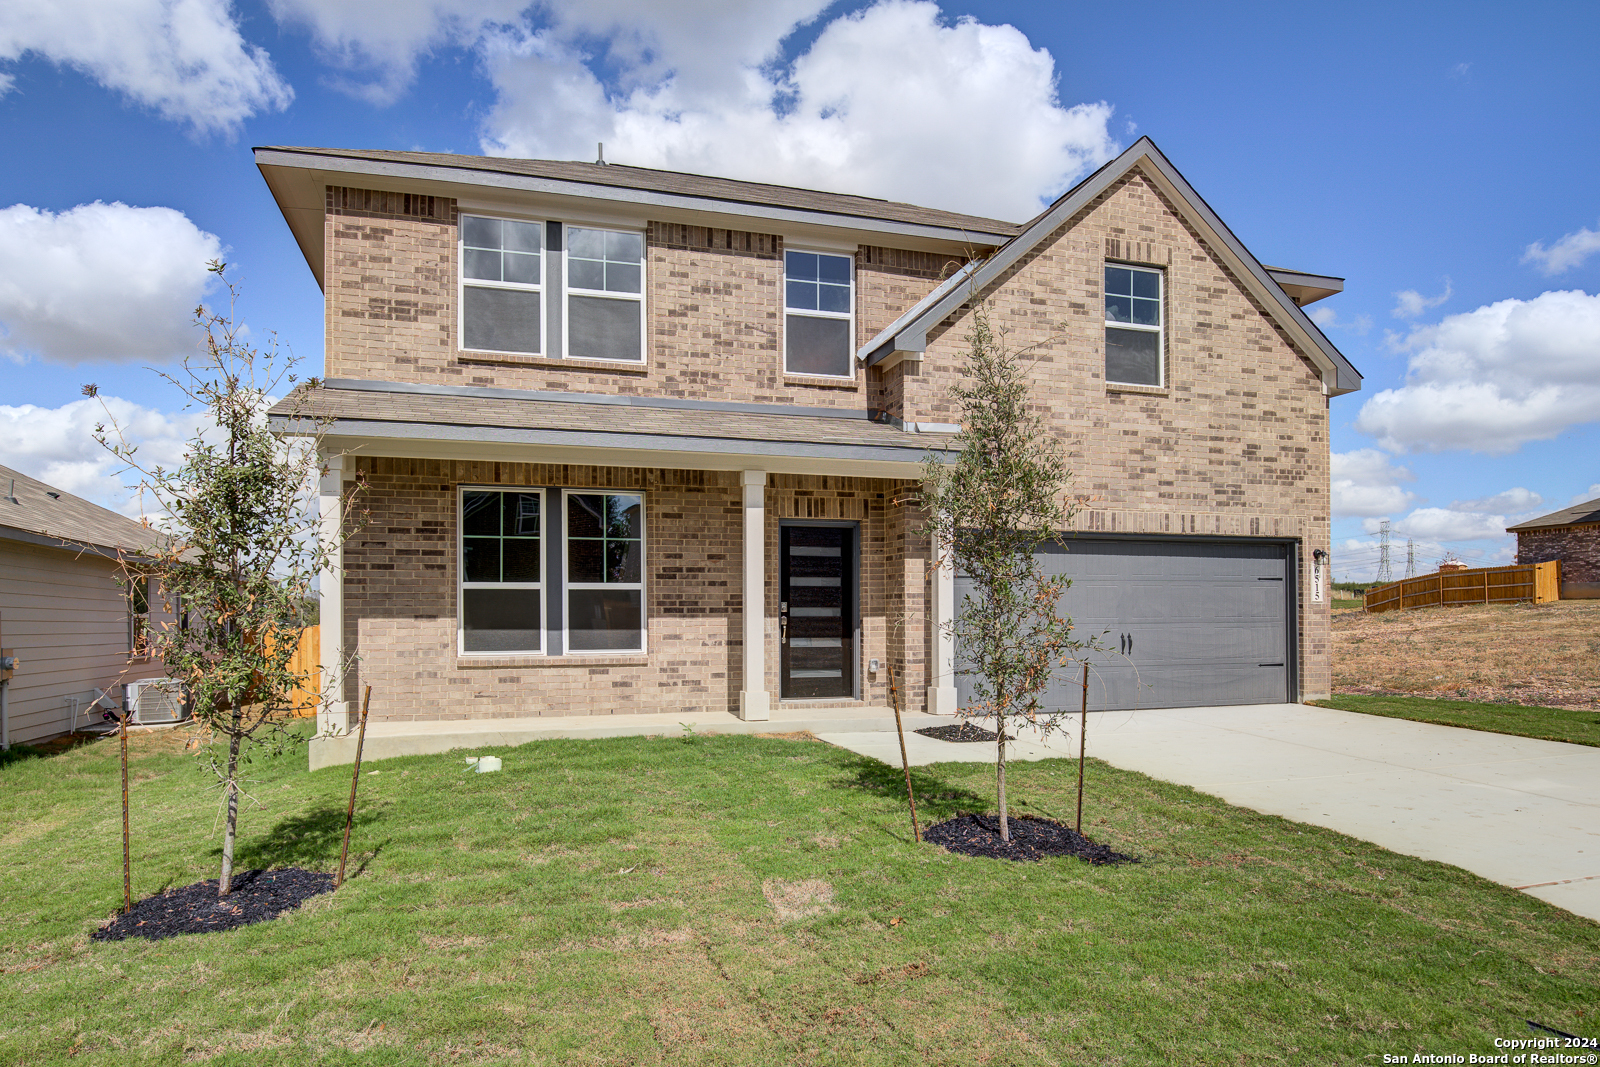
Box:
left=458, top=213, right=547, bottom=359
left=562, top=224, right=648, bottom=364
left=1103, top=262, right=1166, bottom=388
left=457, top=485, right=546, bottom=658
left=560, top=488, right=648, bottom=656
left=782, top=247, right=856, bottom=380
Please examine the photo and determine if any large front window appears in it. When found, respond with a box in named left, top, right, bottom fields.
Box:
left=461, top=216, right=543, bottom=355
left=784, top=250, right=854, bottom=378
left=460, top=489, right=542, bottom=653
left=1105, top=264, right=1163, bottom=386
left=565, top=492, right=644, bottom=652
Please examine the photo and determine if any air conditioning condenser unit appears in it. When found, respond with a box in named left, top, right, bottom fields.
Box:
left=127, top=678, right=186, bottom=725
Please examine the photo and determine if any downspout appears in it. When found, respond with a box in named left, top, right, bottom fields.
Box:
left=1, top=677, right=9, bottom=751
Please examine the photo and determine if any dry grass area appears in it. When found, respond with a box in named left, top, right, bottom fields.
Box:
left=1331, top=599, right=1600, bottom=710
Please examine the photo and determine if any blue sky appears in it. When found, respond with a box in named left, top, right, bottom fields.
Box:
left=3, top=0, right=1598, bottom=580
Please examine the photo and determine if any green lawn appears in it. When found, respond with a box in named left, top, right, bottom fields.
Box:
left=2, top=727, right=1596, bottom=1065
left=1316, top=694, right=1600, bottom=748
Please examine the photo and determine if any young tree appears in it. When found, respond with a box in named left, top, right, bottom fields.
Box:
left=921, top=305, right=1081, bottom=843
left=94, top=262, right=361, bottom=896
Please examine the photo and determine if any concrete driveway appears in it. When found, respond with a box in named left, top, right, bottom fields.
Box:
left=818, top=703, right=1600, bottom=923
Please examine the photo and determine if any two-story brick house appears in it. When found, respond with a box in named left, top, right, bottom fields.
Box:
left=259, top=137, right=1360, bottom=748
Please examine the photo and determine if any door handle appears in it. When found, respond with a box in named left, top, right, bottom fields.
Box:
left=780, top=614, right=788, bottom=645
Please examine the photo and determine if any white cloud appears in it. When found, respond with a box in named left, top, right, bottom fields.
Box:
left=0, top=396, right=207, bottom=518
left=1330, top=448, right=1416, bottom=518
left=484, top=0, right=1117, bottom=220
left=270, top=0, right=1116, bottom=220
left=1450, top=487, right=1542, bottom=513
left=1307, top=306, right=1372, bottom=335
left=1354, top=289, right=1600, bottom=454
left=1384, top=507, right=1509, bottom=543
left=1522, top=221, right=1600, bottom=276
left=1575, top=484, right=1600, bottom=505
left=0, top=0, right=291, bottom=133
left=266, top=0, right=526, bottom=104
left=0, top=201, right=223, bottom=365
left=1392, top=278, right=1452, bottom=319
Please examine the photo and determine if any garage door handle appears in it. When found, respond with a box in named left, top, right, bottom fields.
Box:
left=1258, top=662, right=1284, bottom=667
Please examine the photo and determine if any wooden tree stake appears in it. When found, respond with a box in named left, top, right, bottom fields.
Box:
left=336, top=686, right=373, bottom=889
left=1076, top=661, right=1088, bottom=834
left=887, top=663, right=921, bottom=842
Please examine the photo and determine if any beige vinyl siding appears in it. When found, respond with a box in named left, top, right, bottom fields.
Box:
left=0, top=539, right=165, bottom=744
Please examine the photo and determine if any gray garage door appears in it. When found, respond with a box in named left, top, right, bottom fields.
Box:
left=955, top=538, right=1292, bottom=713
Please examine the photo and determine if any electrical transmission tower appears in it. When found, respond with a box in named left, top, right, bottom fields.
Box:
left=1404, top=538, right=1416, bottom=580
left=1375, top=520, right=1393, bottom=584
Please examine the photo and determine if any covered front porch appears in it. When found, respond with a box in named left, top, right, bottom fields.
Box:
left=270, top=379, right=966, bottom=765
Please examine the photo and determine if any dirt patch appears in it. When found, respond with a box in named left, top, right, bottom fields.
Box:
left=761, top=878, right=836, bottom=922
left=924, top=814, right=1138, bottom=865
left=92, top=869, right=334, bottom=942
left=1332, top=600, right=1600, bottom=710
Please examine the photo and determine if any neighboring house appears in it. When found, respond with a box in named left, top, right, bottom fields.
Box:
left=0, top=464, right=167, bottom=746
left=257, top=136, right=1360, bottom=738
left=1509, top=497, right=1600, bottom=599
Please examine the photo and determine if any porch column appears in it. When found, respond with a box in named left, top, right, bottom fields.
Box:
left=739, top=470, right=771, bottom=721
left=317, top=453, right=350, bottom=736
left=927, top=525, right=959, bottom=716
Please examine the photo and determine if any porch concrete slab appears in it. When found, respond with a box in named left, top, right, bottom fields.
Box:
left=308, top=706, right=946, bottom=771
left=820, top=703, right=1600, bottom=924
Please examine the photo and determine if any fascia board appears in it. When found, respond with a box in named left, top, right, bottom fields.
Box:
left=0, top=523, right=131, bottom=560
left=253, top=148, right=1014, bottom=253
left=868, top=138, right=1364, bottom=397
left=269, top=415, right=951, bottom=472
left=257, top=161, right=330, bottom=290
left=858, top=261, right=977, bottom=365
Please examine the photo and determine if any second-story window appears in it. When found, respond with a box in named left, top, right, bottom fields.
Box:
left=566, top=227, right=645, bottom=362
left=1105, top=264, right=1163, bottom=387
left=462, top=215, right=543, bottom=355
left=784, top=250, right=854, bottom=378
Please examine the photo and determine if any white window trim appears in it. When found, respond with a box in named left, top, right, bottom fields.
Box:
left=458, top=485, right=546, bottom=658
left=782, top=247, right=856, bottom=380
left=560, top=488, right=648, bottom=656
left=458, top=214, right=547, bottom=359
left=562, top=225, right=647, bottom=364
left=1104, top=262, right=1165, bottom=388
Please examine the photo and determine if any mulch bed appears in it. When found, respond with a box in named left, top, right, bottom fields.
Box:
left=915, top=722, right=1013, bottom=743
left=925, top=813, right=1138, bottom=865
left=92, top=868, right=334, bottom=942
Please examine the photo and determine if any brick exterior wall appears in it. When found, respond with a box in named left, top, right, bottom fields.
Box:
left=904, top=166, right=1334, bottom=698
left=1516, top=525, right=1600, bottom=586
left=323, top=188, right=962, bottom=411
left=341, top=457, right=917, bottom=722
left=323, top=161, right=1340, bottom=712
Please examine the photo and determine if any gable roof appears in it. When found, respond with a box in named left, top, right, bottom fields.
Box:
left=1506, top=496, right=1600, bottom=532
left=857, top=137, right=1363, bottom=397
left=0, top=463, right=162, bottom=557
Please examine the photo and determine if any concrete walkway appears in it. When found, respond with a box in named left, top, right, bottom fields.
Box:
left=309, top=705, right=946, bottom=771
left=818, top=703, right=1600, bottom=923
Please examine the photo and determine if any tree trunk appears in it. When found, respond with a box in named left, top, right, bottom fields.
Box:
left=218, top=706, right=242, bottom=896
left=996, top=724, right=1010, bottom=842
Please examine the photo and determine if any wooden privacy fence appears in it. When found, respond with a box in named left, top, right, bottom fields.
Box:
left=278, top=625, right=320, bottom=716
left=1364, top=561, right=1560, bottom=614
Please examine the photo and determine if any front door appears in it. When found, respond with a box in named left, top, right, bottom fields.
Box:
left=780, top=525, right=855, bottom=699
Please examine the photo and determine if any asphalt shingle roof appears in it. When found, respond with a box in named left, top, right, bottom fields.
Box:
left=1506, top=497, right=1600, bottom=532
left=262, top=146, right=1022, bottom=239
left=0, top=463, right=162, bottom=555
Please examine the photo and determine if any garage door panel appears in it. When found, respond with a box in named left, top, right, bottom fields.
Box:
left=956, top=538, right=1291, bottom=713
